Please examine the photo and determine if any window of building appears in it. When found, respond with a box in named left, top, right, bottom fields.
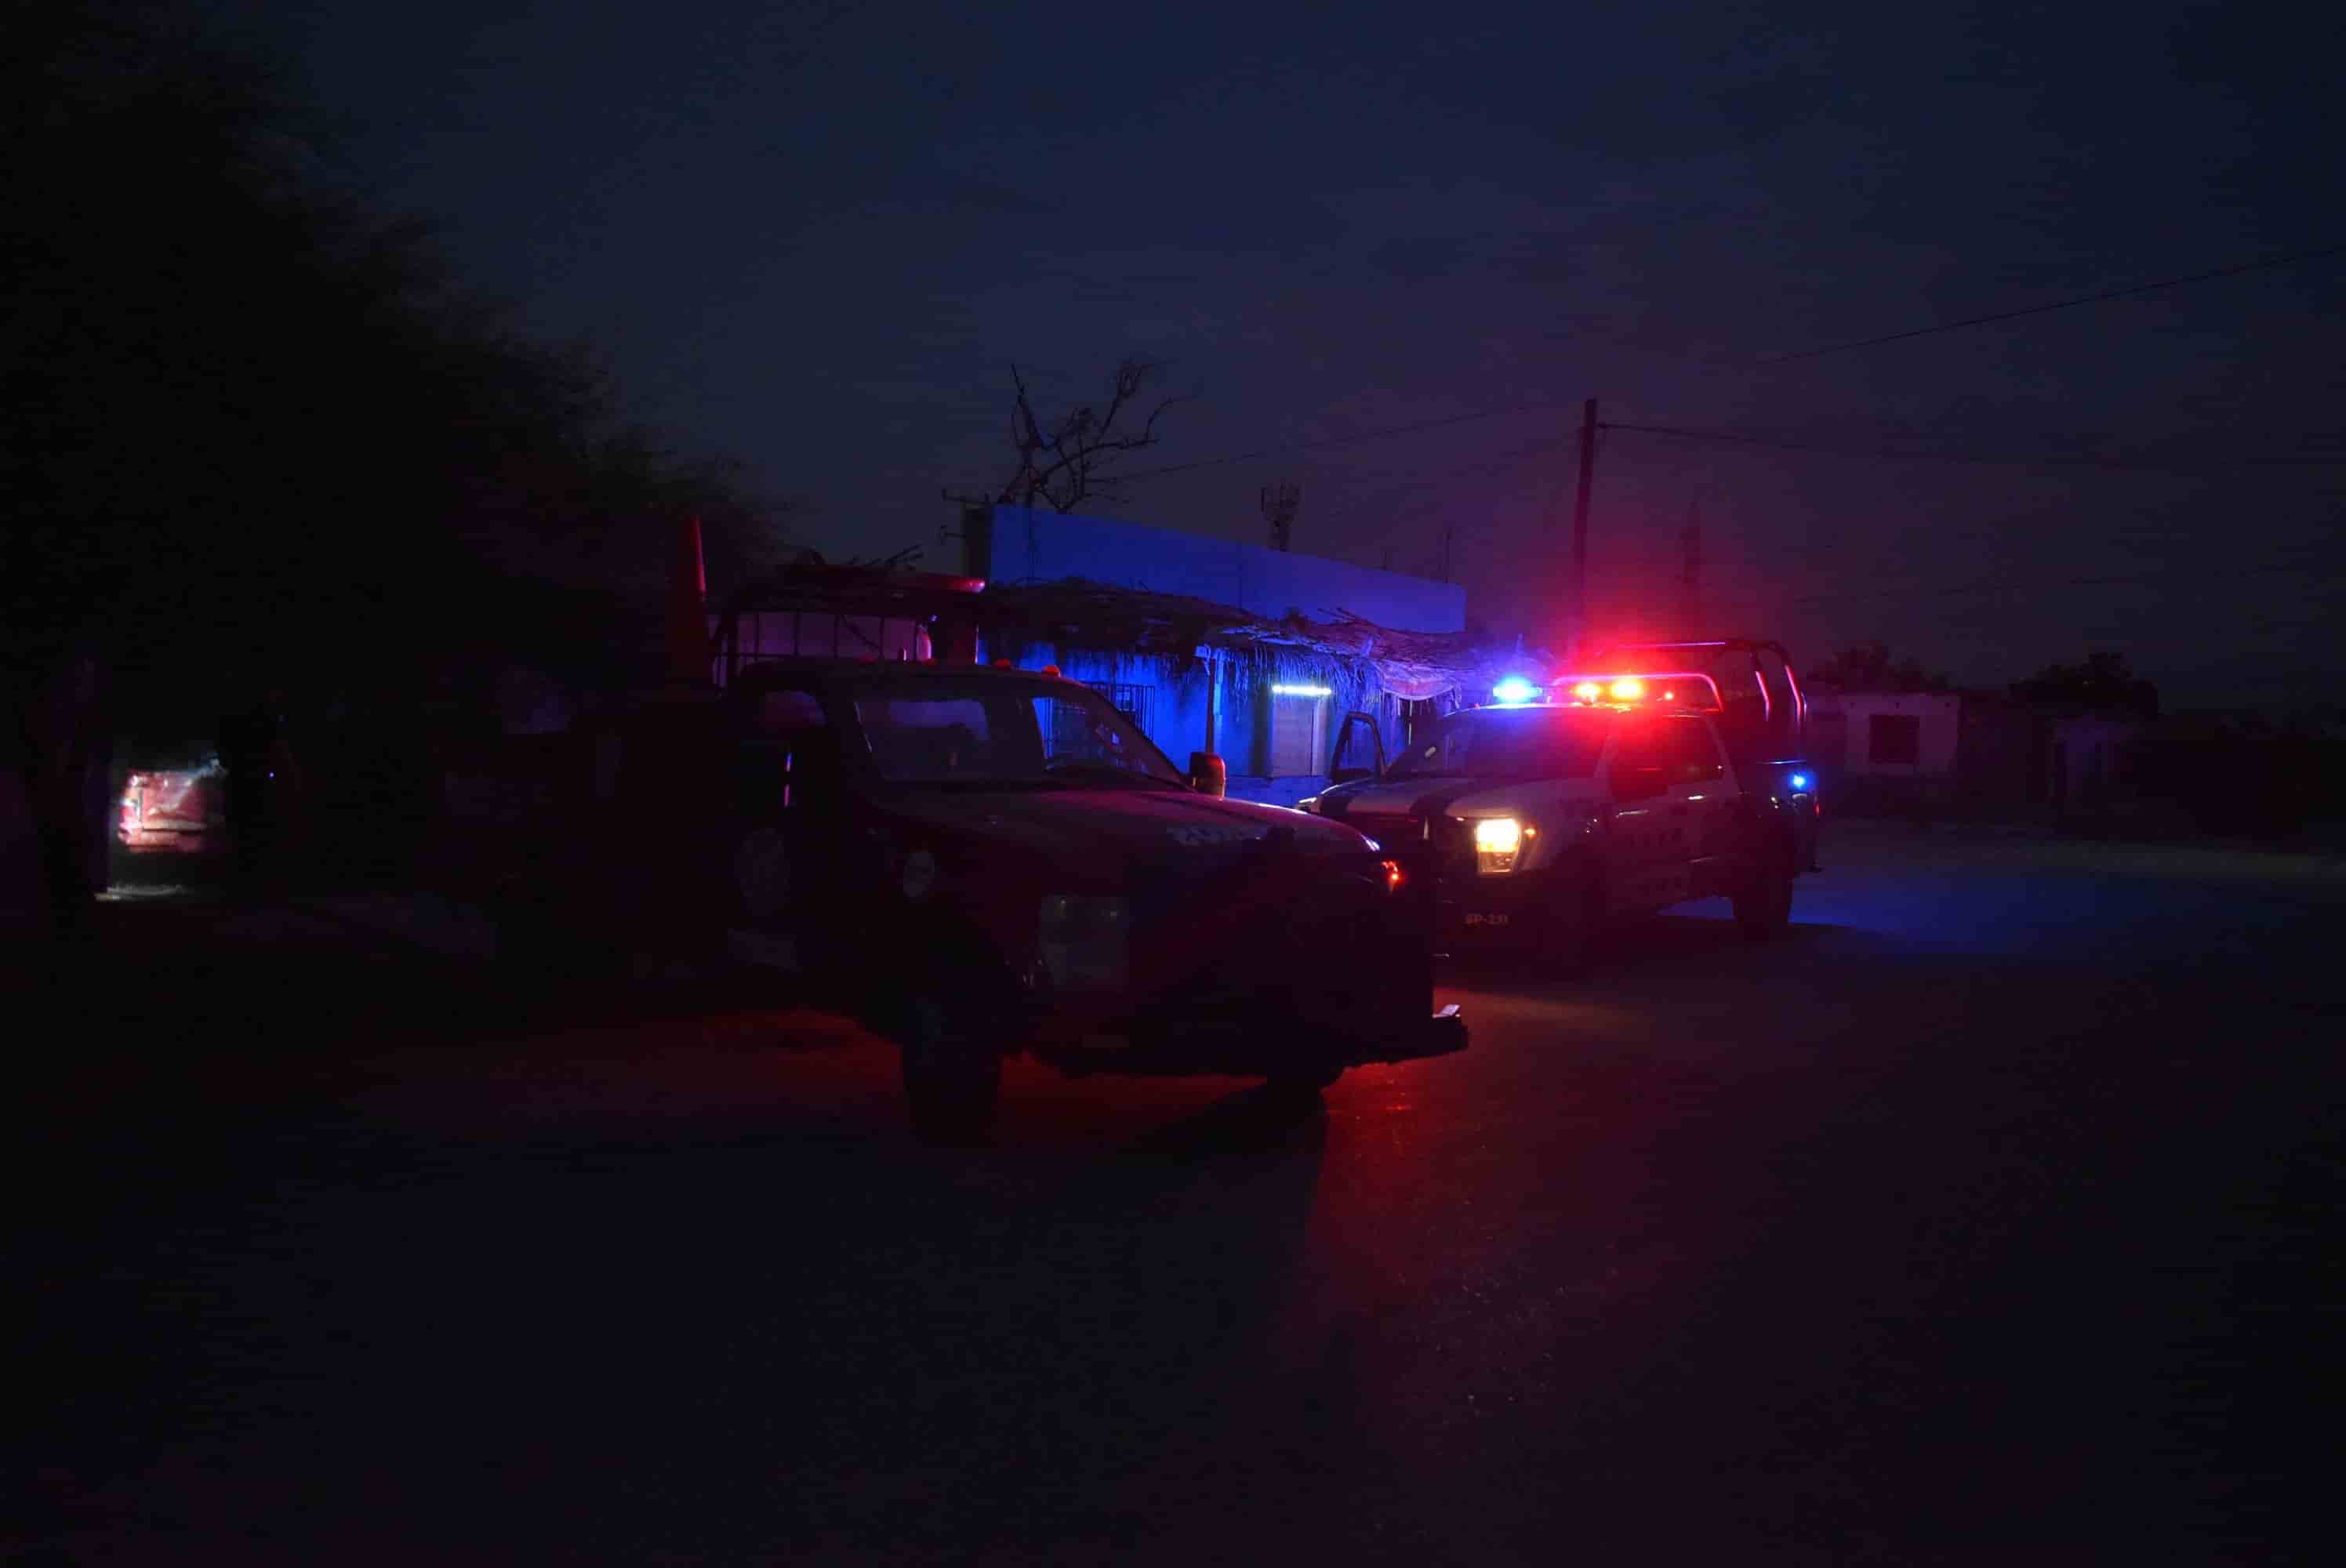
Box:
left=1268, top=688, right=1327, bottom=777
left=1868, top=713, right=1922, bottom=766
left=1077, top=681, right=1150, bottom=739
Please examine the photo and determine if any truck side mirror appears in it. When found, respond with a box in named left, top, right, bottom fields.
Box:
left=1188, top=751, right=1226, bottom=798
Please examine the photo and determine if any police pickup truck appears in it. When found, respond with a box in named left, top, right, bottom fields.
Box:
left=1299, top=647, right=1820, bottom=969
left=440, top=658, right=1465, bottom=1139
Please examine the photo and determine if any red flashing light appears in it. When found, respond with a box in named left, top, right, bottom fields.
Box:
left=1572, top=681, right=1603, bottom=702
left=1040, top=664, right=1062, bottom=678
left=1609, top=677, right=1644, bottom=701
left=993, top=659, right=1014, bottom=669
left=1380, top=858, right=1405, bottom=893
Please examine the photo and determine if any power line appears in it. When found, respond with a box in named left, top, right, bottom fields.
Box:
left=1690, top=552, right=2335, bottom=616
left=1756, top=242, right=2346, bottom=365
left=1101, top=241, right=2344, bottom=485
left=1603, top=420, right=2346, bottom=474
left=1113, top=402, right=1574, bottom=484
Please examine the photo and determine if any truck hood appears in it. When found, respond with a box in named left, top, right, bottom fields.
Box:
left=1316, top=774, right=1607, bottom=818
left=875, top=786, right=1375, bottom=884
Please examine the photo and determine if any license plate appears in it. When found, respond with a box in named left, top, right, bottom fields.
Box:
left=1465, top=912, right=1509, bottom=927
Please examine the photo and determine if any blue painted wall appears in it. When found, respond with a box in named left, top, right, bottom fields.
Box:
left=969, top=505, right=1451, bottom=800
left=976, top=505, right=1465, bottom=633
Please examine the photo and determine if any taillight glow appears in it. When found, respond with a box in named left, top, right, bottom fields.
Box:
left=1381, top=858, right=1405, bottom=892
left=1573, top=681, right=1603, bottom=702
left=1608, top=677, right=1645, bottom=701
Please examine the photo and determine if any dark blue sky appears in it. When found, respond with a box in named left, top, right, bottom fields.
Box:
left=219, top=0, right=2341, bottom=706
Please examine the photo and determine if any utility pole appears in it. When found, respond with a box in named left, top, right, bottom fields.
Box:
left=1680, top=498, right=1701, bottom=636
left=1570, top=397, right=1596, bottom=653
left=1260, top=480, right=1299, bottom=552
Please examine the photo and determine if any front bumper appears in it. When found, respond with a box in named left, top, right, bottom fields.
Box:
left=1019, top=848, right=1463, bottom=1077
left=1434, top=863, right=1570, bottom=951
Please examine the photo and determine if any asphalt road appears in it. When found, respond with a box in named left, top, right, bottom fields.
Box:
left=14, top=825, right=2341, bottom=1564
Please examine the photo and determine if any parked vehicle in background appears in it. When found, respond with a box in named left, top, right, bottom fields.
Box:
left=115, top=764, right=225, bottom=855
left=1300, top=644, right=1821, bottom=971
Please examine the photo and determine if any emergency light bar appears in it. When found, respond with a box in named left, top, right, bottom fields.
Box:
left=1548, top=670, right=1726, bottom=710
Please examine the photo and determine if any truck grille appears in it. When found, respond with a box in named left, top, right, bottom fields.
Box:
left=1127, top=855, right=1395, bottom=1014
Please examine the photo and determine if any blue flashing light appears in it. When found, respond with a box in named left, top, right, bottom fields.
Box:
left=1491, top=675, right=1541, bottom=706
left=1789, top=771, right=1810, bottom=790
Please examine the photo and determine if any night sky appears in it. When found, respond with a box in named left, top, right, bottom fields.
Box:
left=212, top=1, right=2341, bottom=707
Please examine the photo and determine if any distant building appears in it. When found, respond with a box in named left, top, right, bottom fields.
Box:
left=1806, top=683, right=2146, bottom=822
left=950, top=506, right=1487, bottom=807
left=1807, top=690, right=1963, bottom=782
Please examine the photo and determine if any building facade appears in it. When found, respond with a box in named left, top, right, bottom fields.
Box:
left=958, top=506, right=1483, bottom=806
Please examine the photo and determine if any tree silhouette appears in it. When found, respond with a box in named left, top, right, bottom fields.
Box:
left=1808, top=641, right=1952, bottom=693
left=2011, top=652, right=2159, bottom=718
left=997, top=358, right=1194, bottom=513
left=4, top=2, right=787, bottom=920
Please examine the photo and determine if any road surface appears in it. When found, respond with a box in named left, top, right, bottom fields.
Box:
left=15, top=824, right=2339, bottom=1563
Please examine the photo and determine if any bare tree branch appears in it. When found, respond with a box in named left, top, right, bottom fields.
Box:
left=994, top=357, right=1194, bottom=512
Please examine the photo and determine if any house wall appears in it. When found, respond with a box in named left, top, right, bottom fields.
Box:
left=983, top=637, right=1401, bottom=807
left=975, top=505, right=1465, bottom=634
left=2049, top=716, right=2142, bottom=812
left=1808, top=691, right=1963, bottom=778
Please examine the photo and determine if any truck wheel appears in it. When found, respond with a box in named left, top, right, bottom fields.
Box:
left=897, top=995, right=1002, bottom=1144
left=1264, top=1061, right=1342, bottom=1102
left=1733, top=852, right=1796, bottom=940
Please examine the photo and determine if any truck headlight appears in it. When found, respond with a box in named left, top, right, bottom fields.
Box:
left=1039, top=894, right=1130, bottom=990
left=1473, top=816, right=1522, bottom=874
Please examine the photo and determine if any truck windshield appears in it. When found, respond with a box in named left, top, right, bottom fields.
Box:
left=1388, top=706, right=1613, bottom=779
left=852, top=679, right=1188, bottom=789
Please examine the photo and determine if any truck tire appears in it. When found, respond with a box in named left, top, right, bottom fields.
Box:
left=1263, top=1060, right=1343, bottom=1102
left=1733, top=848, right=1796, bottom=940
left=897, top=994, right=1002, bottom=1144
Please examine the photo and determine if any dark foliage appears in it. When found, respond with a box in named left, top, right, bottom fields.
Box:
left=3, top=1, right=786, bottom=745
left=2012, top=652, right=2159, bottom=720
left=1808, top=641, right=1952, bottom=693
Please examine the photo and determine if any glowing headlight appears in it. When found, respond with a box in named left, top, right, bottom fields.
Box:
left=1038, top=895, right=1129, bottom=990
left=1473, top=816, right=1522, bottom=873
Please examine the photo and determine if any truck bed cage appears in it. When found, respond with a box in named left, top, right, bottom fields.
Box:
left=709, top=565, right=987, bottom=685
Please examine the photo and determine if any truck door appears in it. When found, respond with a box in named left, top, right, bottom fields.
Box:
left=1661, top=717, right=1732, bottom=900
left=727, top=685, right=839, bottom=956
left=1328, top=710, right=1386, bottom=784
left=1600, top=720, right=1676, bottom=913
